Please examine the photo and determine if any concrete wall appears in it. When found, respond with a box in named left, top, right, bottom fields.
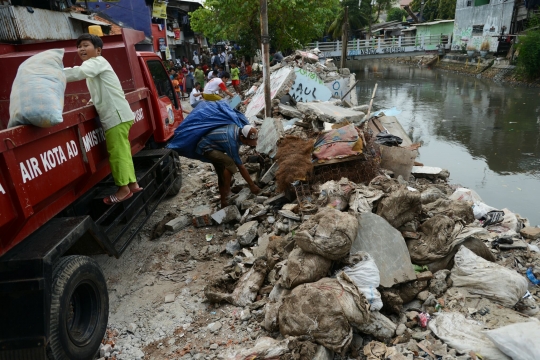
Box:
left=416, top=22, right=455, bottom=38
left=87, top=0, right=153, bottom=37
left=452, top=0, right=515, bottom=52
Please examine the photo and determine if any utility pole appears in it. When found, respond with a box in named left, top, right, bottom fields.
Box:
left=260, top=0, right=271, bottom=118
left=340, top=6, right=349, bottom=70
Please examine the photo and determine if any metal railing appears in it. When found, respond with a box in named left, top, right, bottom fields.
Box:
left=306, top=34, right=452, bottom=55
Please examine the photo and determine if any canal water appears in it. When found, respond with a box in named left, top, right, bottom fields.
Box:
left=354, top=61, right=540, bottom=225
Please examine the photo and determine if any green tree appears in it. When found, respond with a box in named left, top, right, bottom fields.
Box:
left=517, top=15, right=540, bottom=79
left=386, top=7, right=407, bottom=22
left=327, top=0, right=370, bottom=39
left=372, top=0, right=397, bottom=23
left=410, top=0, right=456, bottom=21
left=190, top=0, right=340, bottom=55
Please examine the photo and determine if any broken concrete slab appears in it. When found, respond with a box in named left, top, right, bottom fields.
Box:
left=192, top=205, right=213, bottom=228
left=164, top=294, right=175, bottom=303
left=278, top=209, right=301, bottom=221
left=290, top=67, right=332, bottom=103
left=520, top=226, right=540, bottom=240
left=412, top=166, right=443, bottom=177
left=234, top=188, right=252, bottom=207
left=253, top=233, right=270, bottom=258
left=260, top=162, right=279, bottom=185
left=165, top=215, right=191, bottom=232
left=233, top=172, right=248, bottom=187
left=295, top=50, right=319, bottom=63
left=278, top=103, right=303, bottom=118
left=256, top=118, right=283, bottom=158
left=245, top=67, right=295, bottom=118
left=296, top=101, right=365, bottom=124
left=211, top=205, right=241, bottom=224
left=325, top=77, right=352, bottom=102
left=237, top=220, right=259, bottom=245
left=263, top=193, right=288, bottom=207
left=351, top=212, right=417, bottom=287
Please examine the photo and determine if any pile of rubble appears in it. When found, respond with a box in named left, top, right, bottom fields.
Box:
left=104, top=49, right=540, bottom=360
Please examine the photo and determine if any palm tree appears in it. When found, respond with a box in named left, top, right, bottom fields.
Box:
left=327, top=0, right=371, bottom=40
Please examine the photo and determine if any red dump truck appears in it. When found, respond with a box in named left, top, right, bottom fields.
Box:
left=0, top=29, right=184, bottom=359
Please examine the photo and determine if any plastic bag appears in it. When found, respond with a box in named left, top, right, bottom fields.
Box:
left=8, top=49, right=66, bottom=128
left=428, top=312, right=510, bottom=360
left=341, top=252, right=383, bottom=311
left=485, top=322, right=540, bottom=360
left=449, top=187, right=483, bottom=203
left=451, top=246, right=528, bottom=308
left=472, top=201, right=498, bottom=220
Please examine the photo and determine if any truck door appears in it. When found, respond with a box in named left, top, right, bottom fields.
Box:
left=145, top=60, right=183, bottom=143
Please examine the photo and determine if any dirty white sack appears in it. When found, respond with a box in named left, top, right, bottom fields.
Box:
left=428, top=312, right=510, bottom=360
left=485, top=321, right=540, bottom=360
left=472, top=202, right=498, bottom=220
left=449, top=187, right=483, bottom=203
left=341, top=252, right=383, bottom=311
left=8, top=49, right=66, bottom=128
left=451, top=246, right=528, bottom=308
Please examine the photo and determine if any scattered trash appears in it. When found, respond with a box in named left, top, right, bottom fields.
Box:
left=341, top=252, right=383, bottom=311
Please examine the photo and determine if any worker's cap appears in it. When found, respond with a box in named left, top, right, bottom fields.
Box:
left=241, top=125, right=258, bottom=140
left=190, top=65, right=194, bottom=68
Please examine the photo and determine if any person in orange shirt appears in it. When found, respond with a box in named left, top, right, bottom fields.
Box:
left=177, top=71, right=186, bottom=98
left=171, top=73, right=181, bottom=98
left=245, top=61, right=252, bottom=77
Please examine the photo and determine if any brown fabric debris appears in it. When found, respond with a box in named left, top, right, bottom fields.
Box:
left=275, top=136, right=315, bottom=192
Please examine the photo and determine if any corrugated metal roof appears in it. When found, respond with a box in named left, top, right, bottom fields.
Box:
left=69, top=12, right=111, bottom=26
left=415, top=20, right=455, bottom=26
left=0, top=6, right=80, bottom=42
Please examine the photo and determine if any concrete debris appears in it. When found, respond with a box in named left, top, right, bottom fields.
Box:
left=211, top=205, right=241, bottom=224
left=96, top=49, right=540, bottom=360
left=352, top=212, right=417, bottom=287
left=297, top=101, right=365, bottom=124
left=191, top=205, right=213, bottom=228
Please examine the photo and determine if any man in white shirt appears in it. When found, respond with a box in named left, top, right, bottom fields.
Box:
left=190, top=82, right=203, bottom=108
left=192, top=51, right=200, bottom=65
left=202, top=72, right=234, bottom=101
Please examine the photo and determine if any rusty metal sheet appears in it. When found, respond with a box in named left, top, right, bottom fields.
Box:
left=0, top=6, right=81, bottom=42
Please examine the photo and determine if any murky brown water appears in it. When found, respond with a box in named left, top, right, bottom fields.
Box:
left=355, top=61, right=540, bottom=225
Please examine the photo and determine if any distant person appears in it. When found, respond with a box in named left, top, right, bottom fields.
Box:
left=186, top=65, right=195, bottom=94
left=192, top=51, right=200, bottom=66
left=194, top=64, right=205, bottom=88
left=217, top=65, right=225, bottom=78
left=169, top=68, right=176, bottom=80
left=63, top=33, right=141, bottom=204
left=202, top=72, right=234, bottom=101
left=245, top=61, right=252, bottom=77
left=177, top=70, right=186, bottom=98
left=190, top=82, right=203, bottom=108
left=230, top=62, right=241, bottom=95
left=270, top=50, right=283, bottom=66
left=171, top=73, right=181, bottom=98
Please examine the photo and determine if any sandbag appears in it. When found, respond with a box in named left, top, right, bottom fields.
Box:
left=278, top=273, right=370, bottom=355
left=423, top=198, right=475, bottom=224
left=8, top=49, right=66, bottom=128
left=282, top=247, right=331, bottom=289
left=428, top=312, right=510, bottom=360
left=348, top=185, right=384, bottom=214
left=341, top=252, right=383, bottom=311
left=420, top=186, right=447, bottom=204
left=376, top=186, right=422, bottom=229
left=451, top=246, right=528, bottom=308
left=319, top=178, right=356, bottom=211
left=295, top=207, right=358, bottom=260
left=407, top=215, right=461, bottom=265
left=485, top=322, right=540, bottom=360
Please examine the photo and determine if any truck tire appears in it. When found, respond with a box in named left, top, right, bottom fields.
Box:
left=168, top=151, right=183, bottom=196
left=48, top=256, right=108, bottom=360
